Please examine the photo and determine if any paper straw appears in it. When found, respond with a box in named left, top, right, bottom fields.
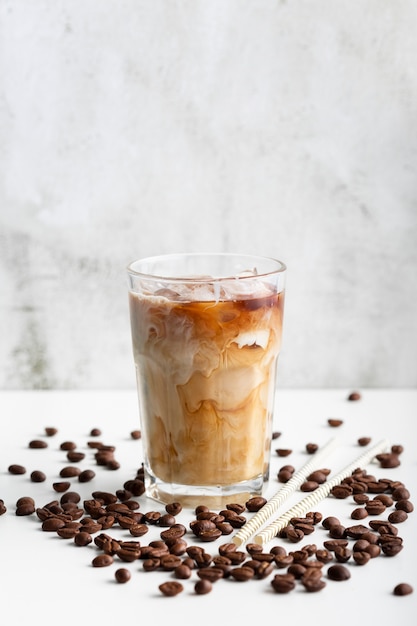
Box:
left=253, top=437, right=389, bottom=546
left=232, top=437, right=338, bottom=546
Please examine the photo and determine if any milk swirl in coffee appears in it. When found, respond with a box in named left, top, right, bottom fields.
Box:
left=129, top=270, right=285, bottom=498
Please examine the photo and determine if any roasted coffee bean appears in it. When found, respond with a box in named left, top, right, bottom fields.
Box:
left=56, top=527, right=79, bottom=539
left=376, top=453, right=400, bottom=468
left=198, top=528, right=222, bottom=542
left=301, top=481, right=319, bottom=492
left=29, top=439, right=48, bottom=449
left=316, top=549, right=333, bottom=563
left=227, top=551, right=247, bottom=565
left=271, top=573, right=296, bottom=593
left=78, top=469, right=96, bottom=483
left=123, top=479, right=145, bottom=497
left=42, top=517, right=66, bottom=531
left=353, top=494, right=369, bottom=505
left=114, top=568, right=131, bottom=583
left=92, top=554, right=114, bottom=567
left=53, top=482, right=71, bottom=493
left=60, top=441, right=77, bottom=451
left=327, top=419, right=343, bottom=427
left=245, top=496, right=267, bottom=512
left=393, top=583, right=413, bottom=596
left=129, top=523, right=149, bottom=537
left=365, top=499, right=386, bottom=515
left=89, top=428, right=102, bottom=436
left=16, top=501, right=36, bottom=516
left=288, top=563, right=307, bottom=578
left=301, top=575, right=326, bottom=592
left=345, top=524, right=369, bottom=539
left=388, top=509, right=408, bottom=524
left=353, top=550, right=371, bottom=565
left=226, top=502, right=246, bottom=514
left=306, top=442, right=318, bottom=453
left=392, top=486, right=410, bottom=501
left=272, top=431, right=281, bottom=439
left=323, top=539, right=349, bottom=551
left=74, top=531, right=92, bottom=546
left=106, top=459, right=120, bottom=470
left=307, top=470, right=329, bottom=484
left=30, top=470, right=46, bottom=483
left=347, top=391, right=361, bottom=401
left=194, top=579, right=212, bottom=595
left=45, top=427, right=58, bottom=436
left=395, top=499, right=414, bottom=513
left=174, top=563, right=192, bottom=579
left=357, top=437, right=371, bottom=446
left=66, top=450, right=85, bottom=462
left=196, top=566, right=224, bottom=582
left=322, top=516, right=341, bottom=530
left=229, top=566, right=255, bottom=582
left=274, top=554, right=294, bottom=568
left=327, top=564, right=351, bottom=581
left=276, top=448, right=292, bottom=457
left=351, top=507, right=368, bottom=520
left=331, top=485, right=352, bottom=499
left=218, top=542, right=237, bottom=556
left=333, top=546, right=352, bottom=563
left=165, top=502, right=182, bottom=516
left=328, top=524, right=346, bottom=539
left=0, top=500, right=7, bottom=515
left=159, top=581, right=183, bottom=596
left=9, top=463, right=27, bottom=474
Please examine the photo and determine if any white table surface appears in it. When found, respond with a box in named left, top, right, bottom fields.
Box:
left=0, top=389, right=416, bottom=624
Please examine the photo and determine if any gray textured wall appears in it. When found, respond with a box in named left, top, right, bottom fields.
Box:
left=1, top=1, right=416, bottom=390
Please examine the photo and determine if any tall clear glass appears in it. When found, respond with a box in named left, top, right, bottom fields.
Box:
left=127, top=253, right=286, bottom=507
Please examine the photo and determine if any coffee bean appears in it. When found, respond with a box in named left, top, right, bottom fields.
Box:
left=245, top=496, right=267, bottom=512
left=357, top=437, right=371, bottom=446
left=78, top=470, right=96, bottom=483
left=327, top=564, right=351, bottom=581
left=42, top=517, right=66, bottom=531
left=196, top=567, right=224, bottom=582
left=276, top=448, right=292, bottom=457
left=174, top=564, right=192, bottom=579
left=92, top=554, right=114, bottom=567
left=74, top=531, right=93, bottom=546
left=388, top=509, right=408, bottom=524
left=376, top=453, right=400, bottom=468
left=229, top=566, right=255, bottom=582
left=393, top=583, right=413, bottom=596
left=301, top=575, right=326, bottom=592
left=351, top=507, right=368, bottom=520
left=348, top=391, right=361, bottom=401
left=159, top=581, right=183, bottom=596
left=60, top=441, right=77, bottom=451
left=271, top=573, right=296, bottom=593
left=89, top=428, right=102, bottom=436
left=194, top=579, right=212, bottom=595
left=0, top=500, right=7, bottom=515
left=60, top=466, right=81, bottom=478
left=395, top=500, right=413, bottom=513
left=29, top=439, right=48, bottom=449
left=300, top=481, right=319, bottom=492
left=306, top=442, right=318, bottom=454
left=130, top=430, right=141, bottom=439
left=392, top=486, right=410, bottom=501
left=30, top=470, right=46, bottom=483
left=327, top=419, right=343, bottom=427
left=66, top=451, right=85, bottom=462
left=115, top=568, right=131, bottom=583
left=8, top=464, right=26, bottom=475
left=45, top=427, right=58, bottom=436
left=165, top=502, right=182, bottom=516
left=322, top=516, right=341, bottom=530
left=353, top=550, right=371, bottom=565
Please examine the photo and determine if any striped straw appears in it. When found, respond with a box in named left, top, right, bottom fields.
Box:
left=232, top=437, right=338, bottom=546
left=253, top=437, right=389, bottom=546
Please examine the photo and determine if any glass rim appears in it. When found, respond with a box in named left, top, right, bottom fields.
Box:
left=126, top=252, right=287, bottom=283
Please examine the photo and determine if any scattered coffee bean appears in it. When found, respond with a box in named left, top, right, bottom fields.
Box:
left=358, top=437, right=371, bottom=446
left=92, top=554, right=114, bottom=567
left=60, top=466, right=81, bottom=478
left=74, top=531, right=93, bottom=546
left=393, top=583, right=413, bottom=596
left=30, top=470, right=46, bottom=483
left=306, top=442, right=318, bottom=454
left=130, top=430, right=141, bottom=440
left=44, top=427, right=58, bottom=436
left=29, top=440, right=48, bottom=449
left=245, top=496, right=267, bottom=512
left=8, top=464, right=26, bottom=475
left=78, top=469, right=96, bottom=483
left=276, top=448, right=292, bottom=457
left=115, top=568, right=131, bottom=583
left=271, top=573, right=296, bottom=593
left=0, top=500, right=7, bottom=515
left=66, top=451, right=85, bottom=462
left=60, top=441, right=77, bottom=451
left=159, top=581, right=183, bottom=596
left=272, top=431, right=281, bottom=439
left=52, top=482, right=71, bottom=493
left=90, top=428, right=102, bottom=436
left=347, top=391, right=361, bottom=401
left=327, top=564, right=351, bottom=581
left=327, top=419, right=343, bottom=427
left=194, top=579, right=212, bottom=595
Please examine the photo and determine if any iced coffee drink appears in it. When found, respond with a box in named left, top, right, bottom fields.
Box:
left=127, top=254, right=286, bottom=505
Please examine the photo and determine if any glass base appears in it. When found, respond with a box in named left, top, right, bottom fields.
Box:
left=144, top=470, right=267, bottom=509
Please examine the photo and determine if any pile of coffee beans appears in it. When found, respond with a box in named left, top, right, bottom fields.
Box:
left=0, top=415, right=414, bottom=599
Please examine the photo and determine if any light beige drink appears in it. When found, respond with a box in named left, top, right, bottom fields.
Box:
left=127, top=254, right=286, bottom=505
